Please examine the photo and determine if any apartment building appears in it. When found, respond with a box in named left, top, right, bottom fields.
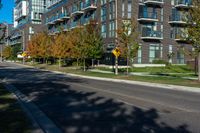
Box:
left=42, top=0, right=193, bottom=65
left=10, top=0, right=46, bottom=50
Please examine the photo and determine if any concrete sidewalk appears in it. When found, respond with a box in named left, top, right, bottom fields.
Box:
left=12, top=62, right=200, bottom=93
left=89, top=69, right=198, bottom=80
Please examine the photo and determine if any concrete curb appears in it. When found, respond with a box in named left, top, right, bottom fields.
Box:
left=3, top=82, right=63, bottom=133
left=13, top=62, right=200, bottom=93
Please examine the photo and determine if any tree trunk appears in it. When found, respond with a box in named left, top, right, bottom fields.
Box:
left=83, top=58, right=86, bottom=72
left=126, top=55, right=129, bottom=75
left=77, top=58, right=79, bottom=68
left=92, top=59, right=94, bottom=68
left=59, top=57, right=61, bottom=68
left=43, top=58, right=45, bottom=64
left=46, top=58, right=48, bottom=64
left=198, top=52, right=200, bottom=81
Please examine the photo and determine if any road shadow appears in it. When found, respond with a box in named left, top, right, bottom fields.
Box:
left=11, top=81, right=191, bottom=133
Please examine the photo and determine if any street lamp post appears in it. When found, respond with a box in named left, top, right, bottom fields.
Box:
left=22, top=30, right=25, bottom=65
left=0, top=44, right=2, bottom=63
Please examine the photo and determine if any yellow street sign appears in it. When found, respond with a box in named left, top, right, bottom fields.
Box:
left=22, top=52, right=27, bottom=57
left=112, top=47, right=121, bottom=57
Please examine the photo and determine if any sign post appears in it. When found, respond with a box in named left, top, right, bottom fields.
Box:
left=112, top=47, right=121, bottom=75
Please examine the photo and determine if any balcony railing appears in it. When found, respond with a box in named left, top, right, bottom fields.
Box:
left=71, top=6, right=84, bottom=17
left=141, top=28, right=163, bottom=40
left=46, top=13, right=70, bottom=25
left=143, top=0, right=164, bottom=5
left=169, top=14, right=189, bottom=24
left=175, top=0, right=192, bottom=8
left=174, top=29, right=188, bottom=41
left=138, top=12, right=158, bottom=22
left=82, top=1, right=97, bottom=12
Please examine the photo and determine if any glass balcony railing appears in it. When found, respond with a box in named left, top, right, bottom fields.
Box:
left=141, top=28, right=163, bottom=39
left=71, top=21, right=78, bottom=29
left=46, top=13, right=70, bottom=25
left=143, top=0, right=164, bottom=5
left=174, top=29, right=188, bottom=41
left=175, top=0, right=192, bottom=8
left=138, top=12, right=158, bottom=21
left=169, top=14, right=190, bottom=24
left=82, top=1, right=97, bottom=11
left=72, top=6, right=84, bottom=16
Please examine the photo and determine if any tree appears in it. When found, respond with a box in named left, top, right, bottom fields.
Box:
left=51, top=32, right=73, bottom=68
left=3, top=46, right=12, bottom=59
left=188, top=0, right=200, bottom=81
left=117, top=19, right=139, bottom=75
left=85, top=20, right=103, bottom=68
left=37, top=32, right=51, bottom=63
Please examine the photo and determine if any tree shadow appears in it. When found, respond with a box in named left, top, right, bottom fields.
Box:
left=11, top=81, right=192, bottom=133
left=0, top=84, right=32, bottom=133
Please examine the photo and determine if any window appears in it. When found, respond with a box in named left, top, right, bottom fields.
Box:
left=101, top=5, right=106, bottom=21
left=109, top=21, right=115, bottom=37
left=122, top=0, right=125, bottom=18
left=109, top=1, right=115, bottom=20
left=127, top=0, right=132, bottom=18
left=168, top=45, right=173, bottom=63
left=149, top=44, right=162, bottom=63
left=137, top=44, right=142, bottom=64
left=101, top=23, right=106, bottom=38
left=177, top=49, right=185, bottom=64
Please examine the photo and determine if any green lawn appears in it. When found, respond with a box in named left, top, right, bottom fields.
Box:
left=96, top=65, right=194, bottom=74
left=28, top=64, right=200, bottom=88
left=0, top=84, right=32, bottom=133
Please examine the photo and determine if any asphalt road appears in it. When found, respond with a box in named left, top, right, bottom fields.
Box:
left=0, top=62, right=200, bottom=133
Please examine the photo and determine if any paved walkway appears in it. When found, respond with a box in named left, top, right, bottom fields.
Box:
left=89, top=69, right=198, bottom=80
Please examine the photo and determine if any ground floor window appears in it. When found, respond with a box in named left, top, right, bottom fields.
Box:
left=149, top=44, right=163, bottom=63
left=137, top=44, right=142, bottom=64
left=177, top=50, right=185, bottom=64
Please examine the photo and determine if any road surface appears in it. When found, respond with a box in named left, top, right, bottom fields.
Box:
left=0, top=62, right=200, bottom=133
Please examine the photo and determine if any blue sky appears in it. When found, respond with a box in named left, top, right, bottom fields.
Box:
left=0, top=0, right=14, bottom=24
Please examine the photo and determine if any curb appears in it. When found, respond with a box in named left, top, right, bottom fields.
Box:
left=3, top=82, right=63, bottom=133
left=12, top=62, right=200, bottom=93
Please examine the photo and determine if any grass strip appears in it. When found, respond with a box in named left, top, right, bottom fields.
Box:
left=0, top=84, right=32, bottom=133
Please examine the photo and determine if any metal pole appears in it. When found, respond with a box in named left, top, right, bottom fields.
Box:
left=0, top=45, right=2, bottom=63
left=115, top=56, right=118, bottom=75
left=22, top=30, right=25, bottom=65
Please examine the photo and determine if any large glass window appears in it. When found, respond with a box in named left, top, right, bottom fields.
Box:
left=101, top=5, right=106, bottom=21
left=101, top=23, right=107, bottom=38
left=137, top=44, right=142, bottom=64
left=109, top=1, right=115, bottom=20
left=127, top=0, right=132, bottom=18
left=149, top=44, right=163, bottom=63
left=177, top=49, right=185, bottom=64
left=109, top=21, right=115, bottom=37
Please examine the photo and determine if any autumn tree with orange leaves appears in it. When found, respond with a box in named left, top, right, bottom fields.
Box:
left=51, top=32, right=73, bottom=68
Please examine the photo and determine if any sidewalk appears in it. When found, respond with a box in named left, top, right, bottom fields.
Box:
left=89, top=69, right=198, bottom=80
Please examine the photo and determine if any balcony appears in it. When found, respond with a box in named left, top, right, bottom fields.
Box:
left=169, top=14, right=189, bottom=25
left=82, top=2, right=97, bottom=12
left=63, top=24, right=70, bottom=32
left=143, top=0, right=164, bottom=6
left=15, top=14, right=27, bottom=21
left=138, top=12, right=158, bottom=22
left=174, top=30, right=188, bottom=42
left=46, top=17, right=56, bottom=25
left=175, top=0, right=192, bottom=8
left=141, top=29, right=163, bottom=40
left=71, top=7, right=84, bottom=17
